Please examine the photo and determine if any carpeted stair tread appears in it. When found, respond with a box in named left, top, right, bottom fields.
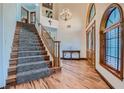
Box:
left=17, top=61, right=50, bottom=73
left=12, top=48, right=44, bottom=52
left=20, top=30, right=36, bottom=33
left=19, top=40, right=40, bottom=42
left=19, top=42, right=41, bottom=44
left=17, top=67, right=50, bottom=77
left=18, top=56, right=49, bottom=64
left=18, top=51, right=47, bottom=57
left=18, top=50, right=44, bottom=52
left=10, top=55, right=49, bottom=61
left=18, top=45, right=42, bottom=48
left=17, top=60, right=50, bottom=67
left=19, top=42, right=41, bottom=45
left=19, top=39, right=39, bottom=42
left=9, top=60, right=50, bottom=70
left=19, top=40, right=40, bottom=43
left=18, top=47, right=43, bottom=51
left=18, top=49, right=42, bottom=51
left=16, top=68, right=51, bottom=83
left=19, top=43, right=42, bottom=46
left=19, top=36, right=38, bottom=39
left=23, top=43, right=43, bottom=46
left=14, top=45, right=42, bottom=48
left=19, top=34, right=38, bottom=37
left=17, top=50, right=46, bottom=53
left=17, top=55, right=48, bottom=59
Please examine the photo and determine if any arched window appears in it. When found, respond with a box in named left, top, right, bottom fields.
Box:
left=89, top=4, right=95, bottom=22
left=106, top=8, right=120, bottom=28
left=87, top=4, right=96, bottom=24
left=100, top=4, right=123, bottom=79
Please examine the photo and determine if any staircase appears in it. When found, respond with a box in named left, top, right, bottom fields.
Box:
left=6, top=22, right=55, bottom=87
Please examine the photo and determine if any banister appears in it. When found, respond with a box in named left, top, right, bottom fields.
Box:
left=41, top=24, right=54, bottom=42
left=40, top=23, right=60, bottom=68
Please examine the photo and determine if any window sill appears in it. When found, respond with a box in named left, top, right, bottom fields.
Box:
left=100, top=63, right=123, bottom=81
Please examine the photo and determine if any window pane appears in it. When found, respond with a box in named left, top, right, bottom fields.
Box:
left=105, top=27, right=121, bottom=71
left=106, top=8, right=120, bottom=28
left=88, top=31, right=91, bottom=49
left=89, top=4, right=95, bottom=22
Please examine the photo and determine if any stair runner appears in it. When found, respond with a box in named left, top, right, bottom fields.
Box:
left=16, top=27, right=51, bottom=83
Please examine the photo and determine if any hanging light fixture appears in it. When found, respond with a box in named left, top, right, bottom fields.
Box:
left=59, top=8, right=72, bottom=21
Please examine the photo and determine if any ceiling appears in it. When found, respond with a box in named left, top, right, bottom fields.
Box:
left=22, top=3, right=38, bottom=11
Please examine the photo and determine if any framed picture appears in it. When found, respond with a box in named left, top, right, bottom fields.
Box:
left=42, top=3, right=53, bottom=9
left=46, top=10, right=53, bottom=18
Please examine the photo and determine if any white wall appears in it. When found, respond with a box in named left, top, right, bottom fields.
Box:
left=35, top=4, right=42, bottom=33
left=40, top=16, right=59, bottom=40
left=0, top=4, right=4, bottom=88
left=85, top=3, right=124, bottom=89
left=57, top=4, right=87, bottom=58
left=0, top=4, right=17, bottom=87
left=41, top=16, right=59, bottom=28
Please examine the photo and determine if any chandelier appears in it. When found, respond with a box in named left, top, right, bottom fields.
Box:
left=59, top=9, right=72, bottom=21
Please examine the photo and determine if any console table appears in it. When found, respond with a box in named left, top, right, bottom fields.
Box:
left=62, top=50, right=80, bottom=60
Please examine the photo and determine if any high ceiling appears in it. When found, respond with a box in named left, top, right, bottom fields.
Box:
left=22, top=3, right=39, bottom=11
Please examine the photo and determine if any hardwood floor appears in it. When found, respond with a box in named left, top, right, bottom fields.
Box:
left=9, top=60, right=110, bottom=89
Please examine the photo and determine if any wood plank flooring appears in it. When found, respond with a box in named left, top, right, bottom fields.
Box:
left=9, top=60, right=110, bottom=89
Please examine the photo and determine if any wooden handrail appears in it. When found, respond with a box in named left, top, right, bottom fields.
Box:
left=41, top=25, right=54, bottom=41
left=40, top=24, right=60, bottom=68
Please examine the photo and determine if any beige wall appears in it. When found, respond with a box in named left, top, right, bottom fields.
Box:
left=85, top=3, right=124, bottom=88
left=56, top=3, right=87, bottom=58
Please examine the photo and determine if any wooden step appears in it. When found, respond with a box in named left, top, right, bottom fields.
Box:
left=6, top=74, right=16, bottom=87
left=7, top=74, right=16, bottom=81
left=43, top=55, right=49, bottom=60
left=10, top=52, right=18, bottom=58
left=12, top=43, right=19, bottom=46
left=9, top=60, right=17, bottom=66
left=8, top=66, right=16, bottom=75
left=47, top=61, right=52, bottom=68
